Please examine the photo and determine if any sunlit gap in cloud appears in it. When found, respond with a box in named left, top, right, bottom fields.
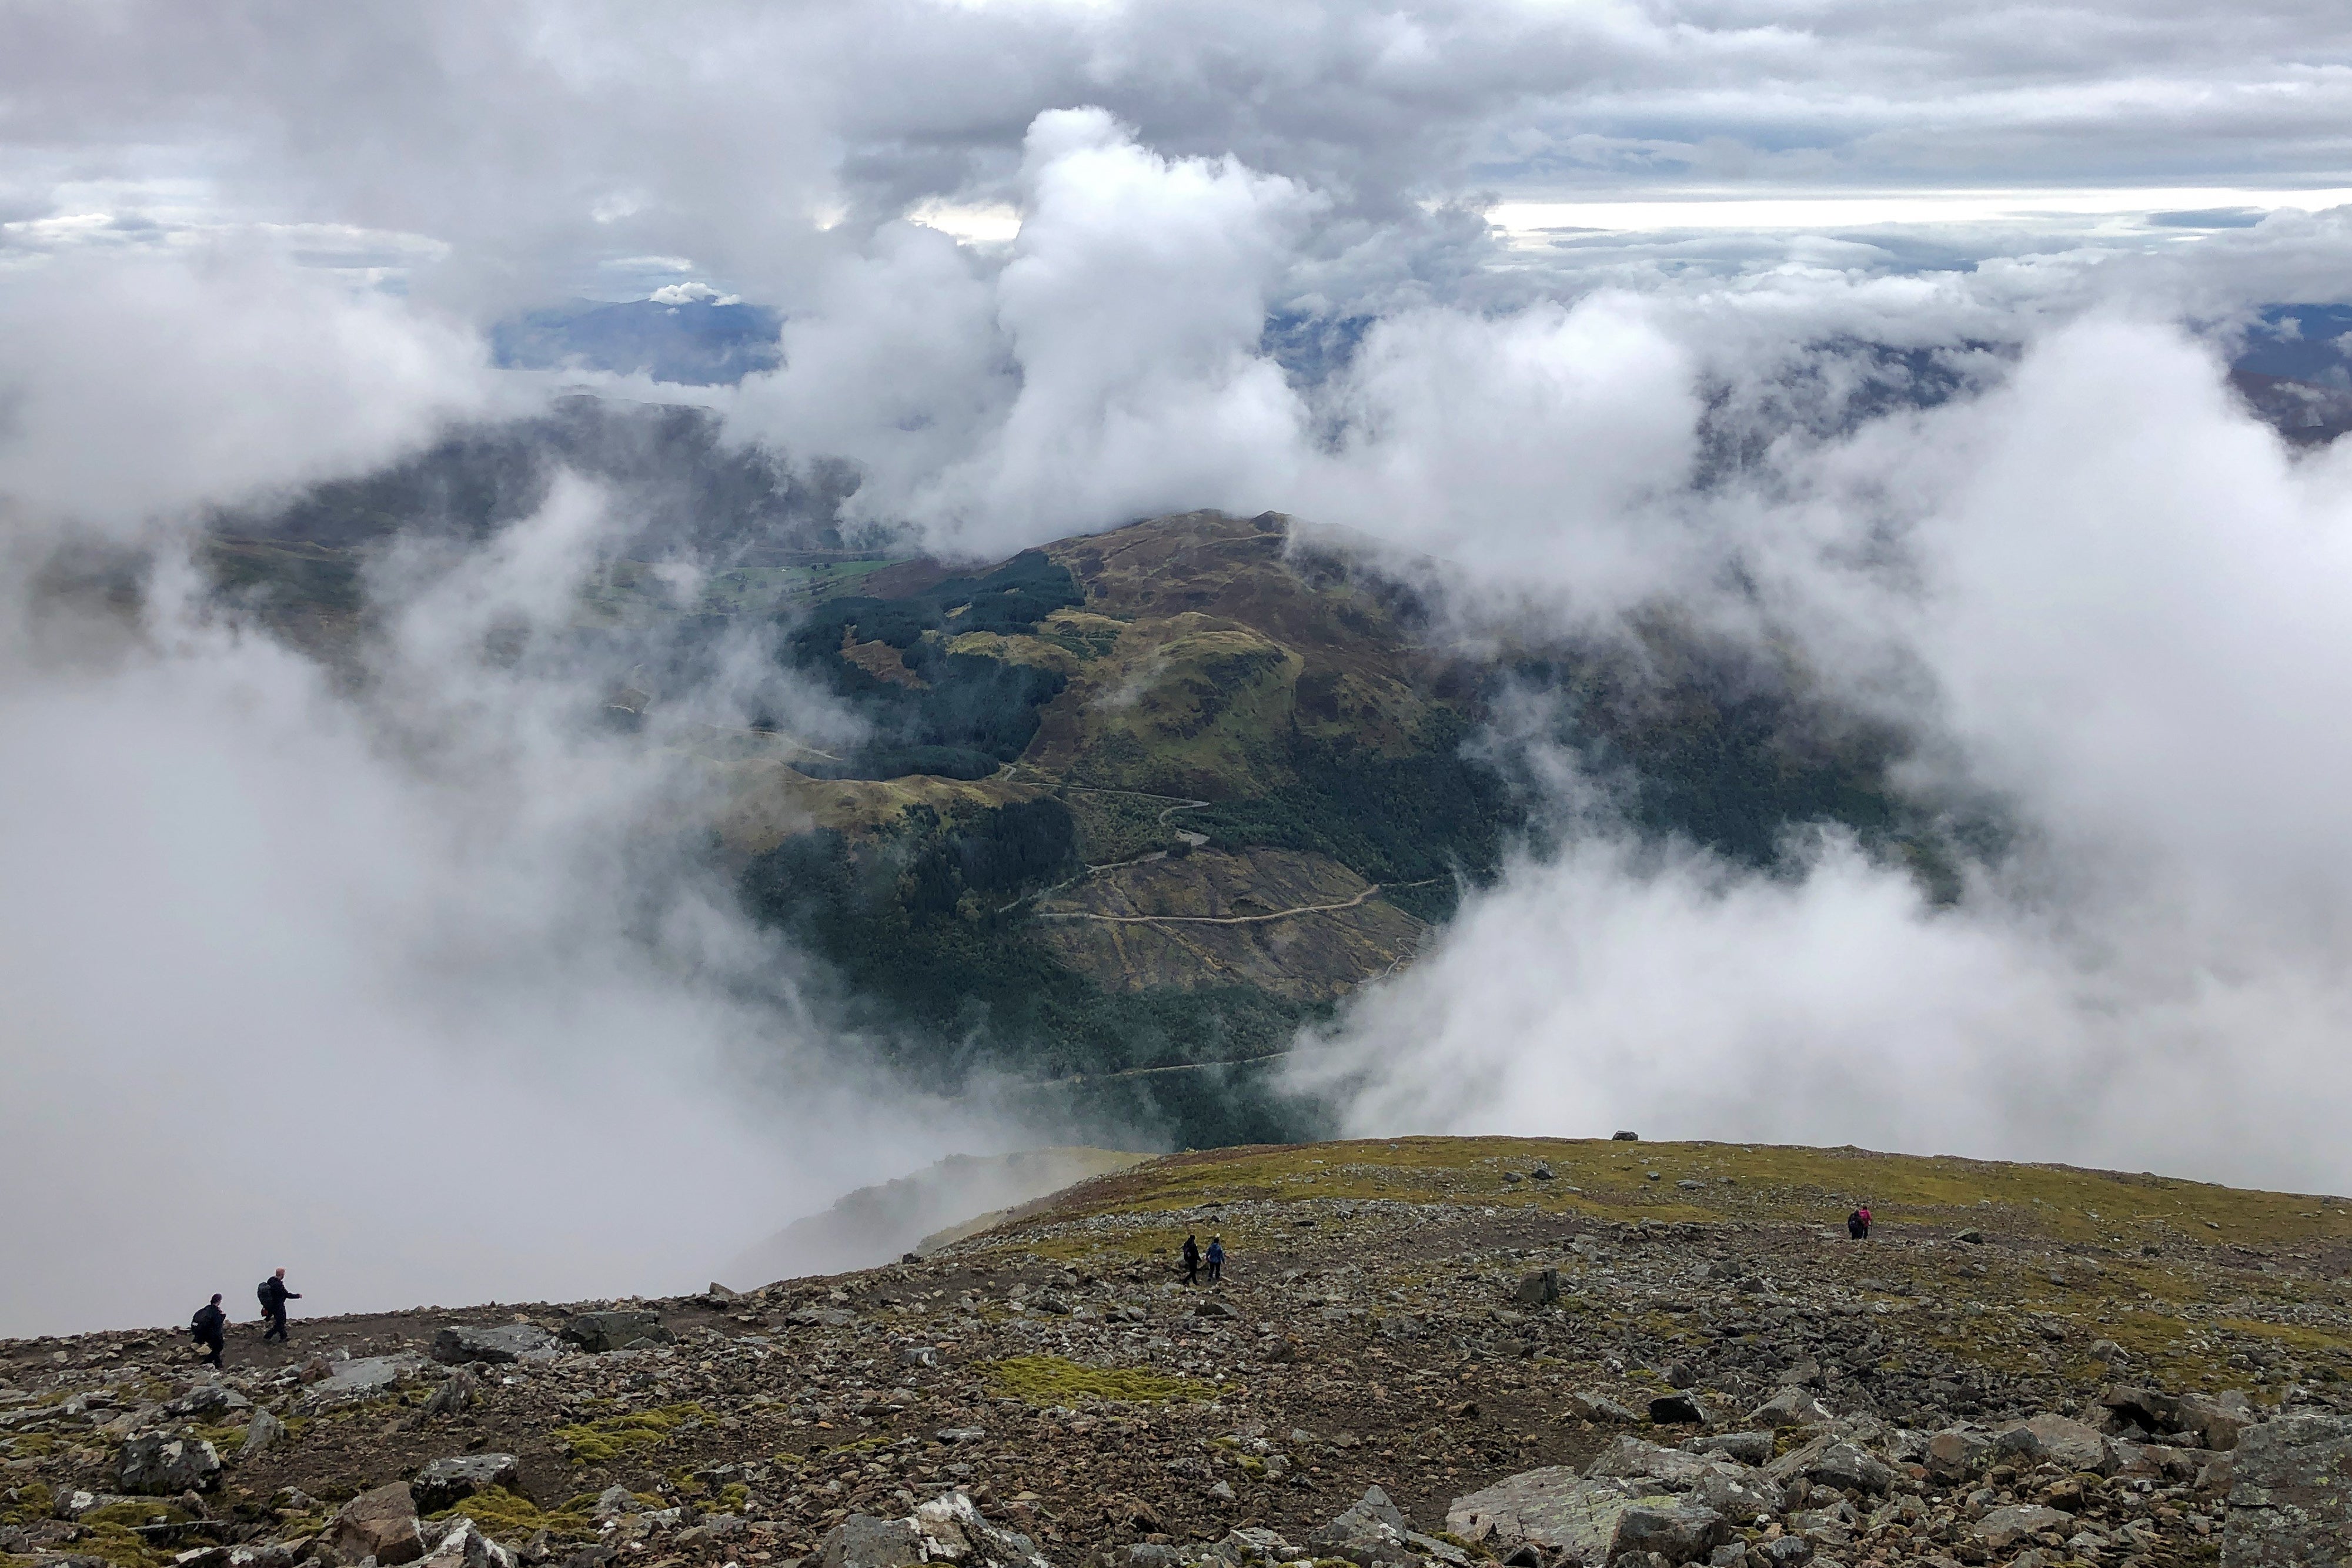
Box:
left=1487, top=187, right=2352, bottom=240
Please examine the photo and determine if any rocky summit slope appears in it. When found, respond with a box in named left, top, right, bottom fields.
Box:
left=11, top=1138, right=2352, bottom=1568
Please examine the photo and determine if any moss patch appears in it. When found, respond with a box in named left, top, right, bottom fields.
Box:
left=429, top=1487, right=596, bottom=1542
left=553, top=1402, right=709, bottom=1464
left=982, top=1355, right=1212, bottom=1405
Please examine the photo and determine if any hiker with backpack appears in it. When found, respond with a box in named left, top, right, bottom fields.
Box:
left=1181, top=1233, right=1201, bottom=1286
left=258, top=1268, right=301, bottom=1343
left=1206, top=1235, right=1225, bottom=1285
left=1846, top=1209, right=1866, bottom=1240
left=189, top=1294, right=226, bottom=1369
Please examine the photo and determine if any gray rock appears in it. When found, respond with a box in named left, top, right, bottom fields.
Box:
left=789, top=1306, right=857, bottom=1329
left=1614, top=1500, right=1729, bottom=1564
left=2103, top=1385, right=2259, bottom=1452
left=1312, top=1486, right=1416, bottom=1566
left=416, top=1519, right=516, bottom=1568
left=559, top=1311, right=673, bottom=1353
left=1752, top=1537, right=1810, bottom=1566
left=1127, top=1549, right=1183, bottom=1568
left=431, top=1324, right=561, bottom=1366
left=239, top=1409, right=286, bottom=1460
left=1613, top=1131, right=1640, bottom=1141
left=1515, top=1270, right=1561, bottom=1307
left=1747, top=1389, right=1832, bottom=1429
left=592, top=1487, right=639, bottom=1520
left=423, top=1368, right=478, bottom=1420
left=1799, top=1442, right=1895, bottom=1496
left=166, top=1383, right=250, bottom=1419
left=1447, top=1469, right=1678, bottom=1564
left=1570, top=1391, right=1647, bottom=1424
left=1586, top=1437, right=1720, bottom=1489
left=297, top=1355, right=427, bottom=1413
left=411, top=1454, right=522, bottom=1512
left=1688, top=1467, right=1784, bottom=1523
left=819, top=1516, right=926, bottom=1568
left=2223, top=1413, right=2352, bottom=1566
left=1686, top=1433, right=1773, bottom=1466
left=1649, top=1393, right=1708, bottom=1427
left=936, top=1426, right=986, bottom=1444
left=908, top=1493, right=1052, bottom=1568
left=1994, top=1413, right=2115, bottom=1475
left=118, top=1433, right=222, bottom=1495
left=1973, top=1504, right=2072, bottom=1551
left=1924, top=1427, right=1990, bottom=1479
left=321, top=1482, right=423, bottom=1567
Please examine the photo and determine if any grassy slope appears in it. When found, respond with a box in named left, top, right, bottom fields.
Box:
left=986, top=1135, right=2352, bottom=1393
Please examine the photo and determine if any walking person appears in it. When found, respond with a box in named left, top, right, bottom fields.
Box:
left=1846, top=1209, right=1866, bottom=1240
left=1181, top=1233, right=1201, bottom=1286
left=1206, top=1235, right=1224, bottom=1285
left=189, top=1294, right=226, bottom=1369
left=258, top=1268, right=301, bottom=1343
left=1858, top=1205, right=1873, bottom=1239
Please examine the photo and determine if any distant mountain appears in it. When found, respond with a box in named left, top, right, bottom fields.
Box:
left=492, top=297, right=783, bottom=385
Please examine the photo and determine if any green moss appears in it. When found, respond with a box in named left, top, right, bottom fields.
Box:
left=2, top=1485, right=55, bottom=1526
left=553, top=1402, right=710, bottom=1464
left=79, top=1505, right=188, bottom=1531
left=982, top=1355, right=1212, bottom=1405
left=428, top=1487, right=596, bottom=1542
left=717, top=1483, right=750, bottom=1513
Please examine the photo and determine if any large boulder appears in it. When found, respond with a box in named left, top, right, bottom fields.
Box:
left=1972, top=1503, right=2073, bottom=1552
left=1447, top=1469, right=1680, bottom=1563
left=1567, top=1391, right=1645, bottom=1424
left=1686, top=1432, right=1773, bottom=1466
left=1311, top=1486, right=1416, bottom=1567
left=1924, top=1427, right=1991, bottom=1480
left=321, top=1482, right=424, bottom=1567
left=1612, top=1499, right=1729, bottom=1564
left=818, top=1493, right=1049, bottom=1568
left=117, top=1433, right=221, bottom=1494
left=1747, top=1389, right=1833, bottom=1429
left=239, top=1409, right=287, bottom=1460
left=411, top=1454, right=522, bottom=1512
left=431, top=1324, right=561, bottom=1366
left=1994, top=1412, right=2116, bottom=1475
left=296, top=1355, right=427, bottom=1413
left=2223, top=1413, right=2352, bottom=1566
left=416, top=1517, right=516, bottom=1568
left=1514, top=1271, right=1561, bottom=1307
left=1585, top=1437, right=1719, bottom=1489
left=1689, top=1466, right=1785, bottom=1522
left=559, top=1311, right=673, bottom=1353
left=1800, top=1441, right=1896, bottom=1496
left=2105, top=1385, right=2259, bottom=1452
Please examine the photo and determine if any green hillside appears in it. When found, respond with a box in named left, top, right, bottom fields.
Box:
left=201, top=497, right=1965, bottom=1149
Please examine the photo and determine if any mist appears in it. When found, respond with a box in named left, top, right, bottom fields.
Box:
left=14, top=1, right=2352, bottom=1333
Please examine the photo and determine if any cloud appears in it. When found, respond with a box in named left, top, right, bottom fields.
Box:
left=1291, top=312, right=2352, bottom=1197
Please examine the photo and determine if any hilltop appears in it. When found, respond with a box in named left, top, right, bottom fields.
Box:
left=205, top=461, right=1963, bottom=1148
left=8, top=1137, right=2352, bottom=1568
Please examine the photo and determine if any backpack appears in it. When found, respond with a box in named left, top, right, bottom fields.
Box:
left=257, top=1279, right=273, bottom=1312
left=190, top=1307, right=206, bottom=1339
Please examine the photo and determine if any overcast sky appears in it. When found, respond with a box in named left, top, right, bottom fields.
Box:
left=11, top=1, right=2352, bottom=1333
left=8, top=0, right=2352, bottom=308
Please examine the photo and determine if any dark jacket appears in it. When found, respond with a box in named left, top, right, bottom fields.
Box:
left=192, top=1304, right=225, bottom=1342
left=260, top=1278, right=300, bottom=1313
left=1181, top=1239, right=1200, bottom=1265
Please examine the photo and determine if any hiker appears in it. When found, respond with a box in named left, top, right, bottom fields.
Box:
left=1859, top=1205, right=1873, bottom=1239
left=189, top=1294, right=226, bottom=1369
left=1206, top=1235, right=1225, bottom=1285
left=1846, top=1209, right=1866, bottom=1240
left=1181, top=1233, right=1201, bottom=1285
left=259, top=1268, right=301, bottom=1343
